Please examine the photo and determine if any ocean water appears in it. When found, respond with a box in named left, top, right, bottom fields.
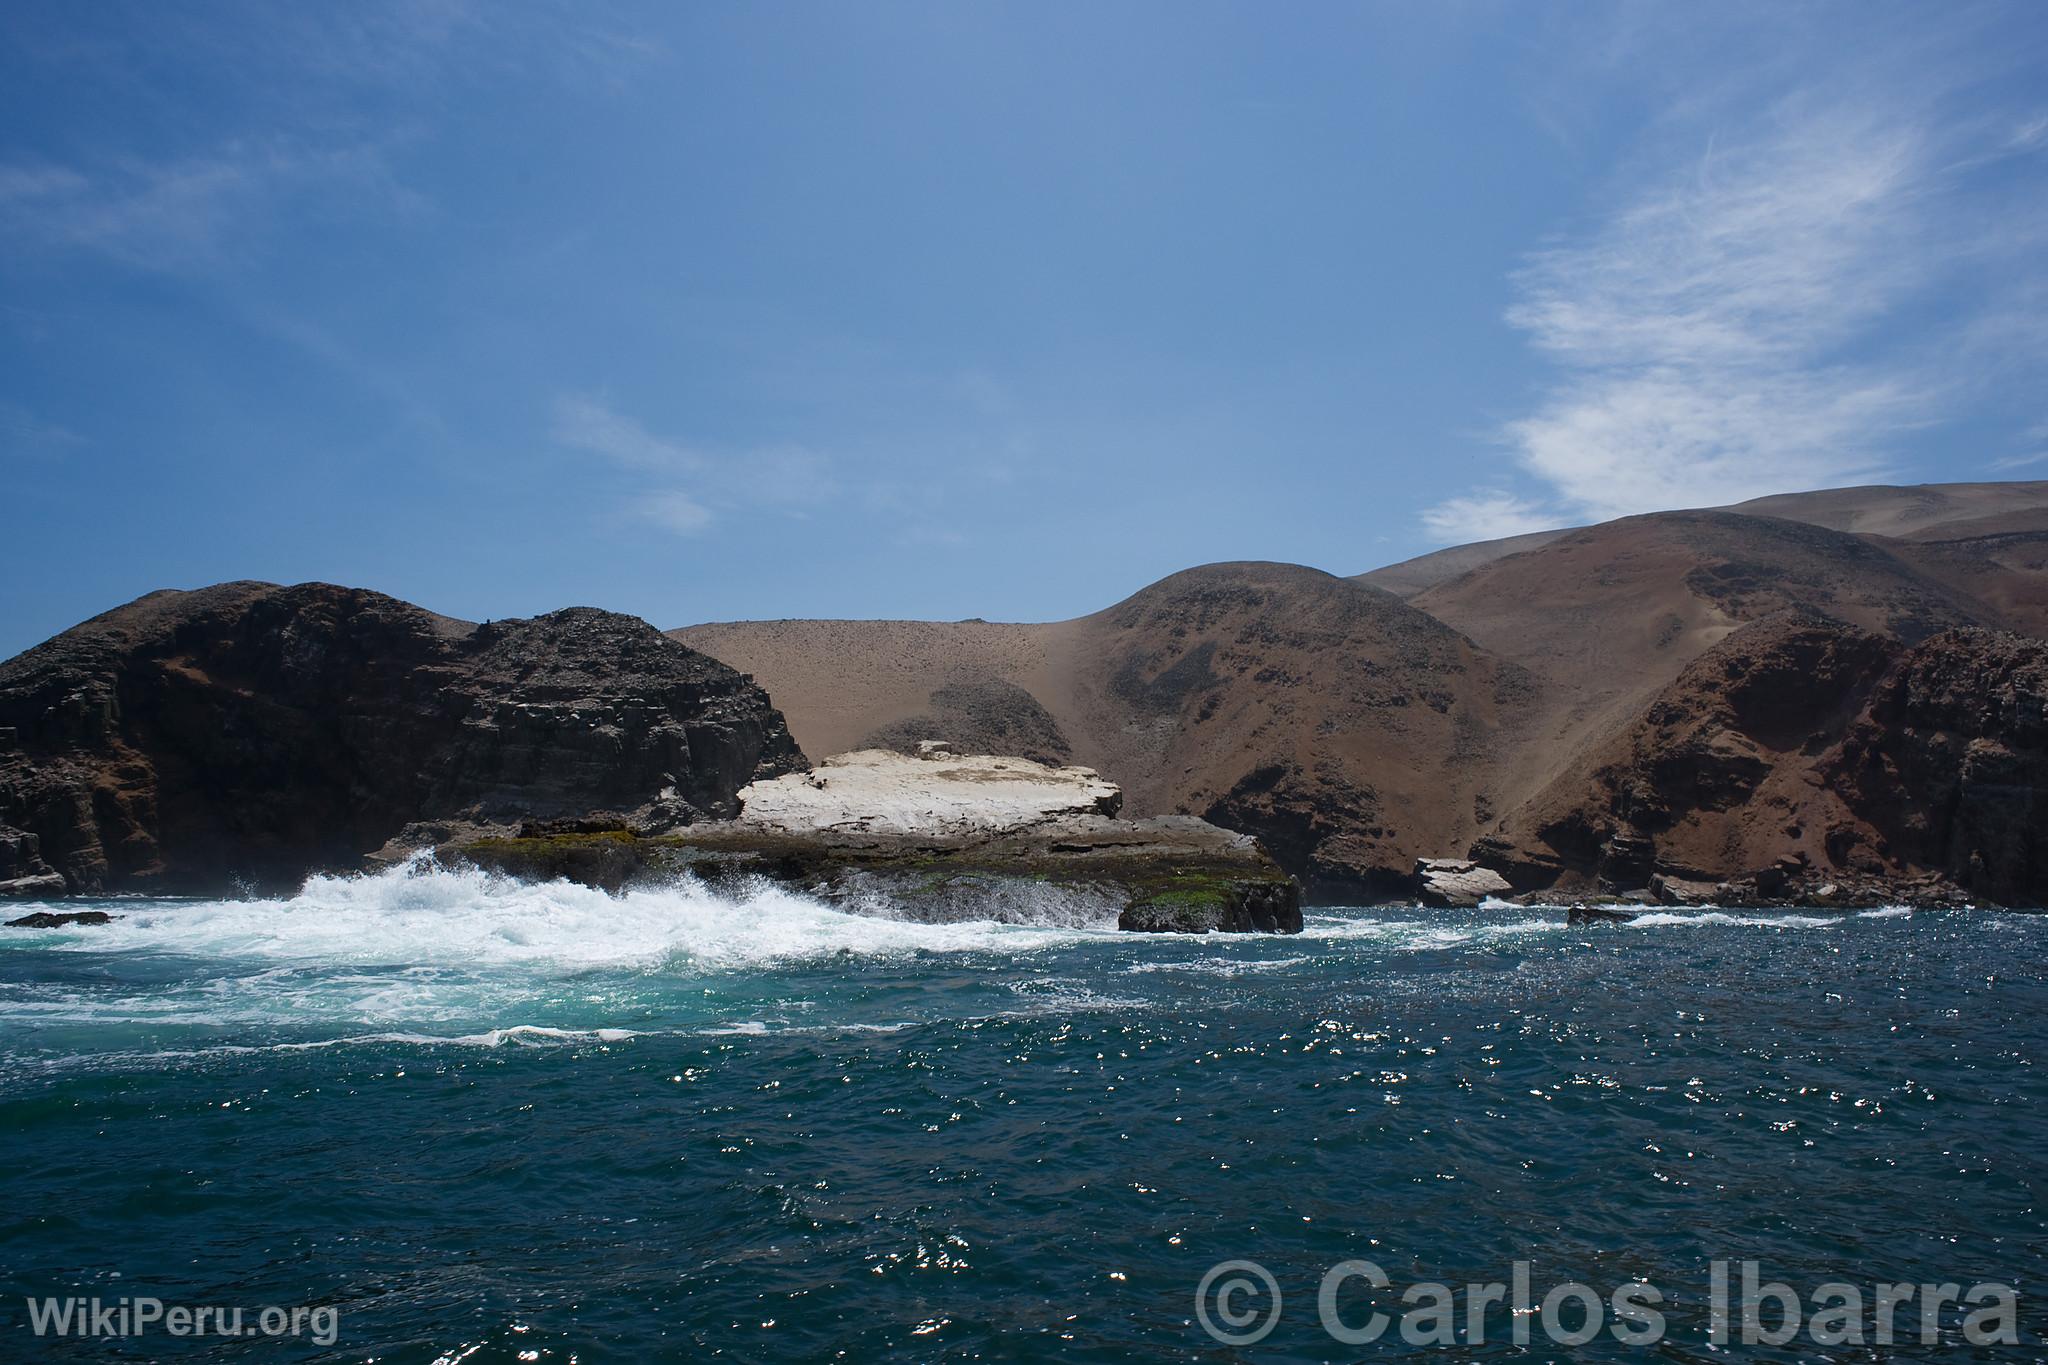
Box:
left=0, top=862, right=2042, bottom=1361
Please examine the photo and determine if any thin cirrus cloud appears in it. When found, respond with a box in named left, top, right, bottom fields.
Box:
left=1424, top=89, right=2048, bottom=543
left=0, top=400, right=87, bottom=460
left=550, top=394, right=832, bottom=537
left=0, top=141, right=417, bottom=272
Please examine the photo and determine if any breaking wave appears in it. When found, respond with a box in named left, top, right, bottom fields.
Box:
left=8, top=856, right=1117, bottom=973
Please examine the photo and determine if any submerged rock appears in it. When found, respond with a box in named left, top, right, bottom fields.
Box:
left=6, top=909, right=114, bottom=928
left=447, top=749, right=1302, bottom=934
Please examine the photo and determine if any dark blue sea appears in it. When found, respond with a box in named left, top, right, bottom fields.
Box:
left=1, top=863, right=2042, bottom=1361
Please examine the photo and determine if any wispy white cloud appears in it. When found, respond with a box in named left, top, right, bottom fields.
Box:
left=0, top=402, right=87, bottom=460
left=1990, top=422, right=2048, bottom=472
left=1420, top=491, right=1558, bottom=543
left=0, top=141, right=418, bottom=272
left=1425, top=32, right=2048, bottom=542
left=639, top=490, right=714, bottom=535
left=550, top=394, right=834, bottom=536
left=552, top=394, right=700, bottom=474
left=0, top=2, right=658, bottom=276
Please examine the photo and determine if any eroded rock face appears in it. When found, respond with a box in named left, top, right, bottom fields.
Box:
left=0, top=583, right=806, bottom=894
left=1827, top=629, right=2048, bottom=905
left=1481, top=616, right=2048, bottom=906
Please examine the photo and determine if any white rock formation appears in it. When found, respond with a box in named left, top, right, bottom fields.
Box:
left=1415, top=857, right=1513, bottom=907
left=736, top=746, right=1123, bottom=839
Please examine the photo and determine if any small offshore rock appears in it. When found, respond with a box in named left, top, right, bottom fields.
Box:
left=1120, top=879, right=1302, bottom=934
left=7, top=908, right=113, bottom=927
left=1650, top=873, right=1723, bottom=906
left=1415, top=858, right=1513, bottom=907
left=0, top=873, right=69, bottom=900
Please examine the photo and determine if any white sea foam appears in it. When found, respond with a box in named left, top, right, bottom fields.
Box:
left=1624, top=910, right=1843, bottom=929
left=1125, top=955, right=1312, bottom=977
left=1298, top=914, right=1567, bottom=948
left=14, top=1024, right=650, bottom=1074
left=16, top=857, right=1109, bottom=973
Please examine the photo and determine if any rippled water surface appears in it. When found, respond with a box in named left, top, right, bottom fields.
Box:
left=0, top=864, right=2042, bottom=1360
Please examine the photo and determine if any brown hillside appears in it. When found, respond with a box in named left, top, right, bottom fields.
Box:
left=681, top=482, right=2048, bottom=904
left=1883, top=506, right=2048, bottom=638
left=1407, top=510, right=1995, bottom=817
left=1726, top=480, right=2048, bottom=536
left=679, top=563, right=1539, bottom=896
left=1356, top=479, right=2048, bottom=599
left=1357, top=529, right=1573, bottom=599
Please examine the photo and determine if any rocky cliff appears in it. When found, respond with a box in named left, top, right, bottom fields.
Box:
left=1480, top=615, right=2048, bottom=906
left=0, top=582, right=805, bottom=895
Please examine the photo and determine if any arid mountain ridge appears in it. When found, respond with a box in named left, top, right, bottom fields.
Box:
left=678, top=481, right=2048, bottom=904
left=3, top=480, right=2044, bottom=905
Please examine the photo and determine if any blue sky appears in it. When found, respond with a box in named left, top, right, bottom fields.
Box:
left=2, top=2, right=2045, bottom=657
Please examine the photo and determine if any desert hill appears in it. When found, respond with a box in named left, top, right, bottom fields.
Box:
left=1883, top=506, right=2048, bottom=638
left=681, top=481, right=2048, bottom=903
left=680, top=563, right=1538, bottom=896
left=1357, top=480, right=2048, bottom=599
left=8, top=483, right=2041, bottom=904
left=1404, top=510, right=1996, bottom=811
left=1725, top=480, right=2048, bottom=537
left=1354, top=528, right=1572, bottom=600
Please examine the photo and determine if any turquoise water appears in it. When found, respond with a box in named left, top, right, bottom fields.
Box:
left=0, top=863, right=2042, bottom=1361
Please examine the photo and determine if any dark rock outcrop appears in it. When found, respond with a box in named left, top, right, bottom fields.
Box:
left=1827, top=629, right=2048, bottom=905
left=1481, top=615, right=2048, bottom=906
left=861, top=679, right=1073, bottom=767
left=0, top=583, right=806, bottom=895
left=1120, top=877, right=1301, bottom=933
left=6, top=910, right=114, bottom=928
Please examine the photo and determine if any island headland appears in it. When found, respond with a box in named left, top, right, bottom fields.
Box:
left=4, top=480, right=2046, bottom=915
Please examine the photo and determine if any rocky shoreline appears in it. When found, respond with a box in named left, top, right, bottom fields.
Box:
left=2, top=571, right=2042, bottom=920
left=441, top=748, right=1303, bottom=934
left=1412, top=853, right=1983, bottom=911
